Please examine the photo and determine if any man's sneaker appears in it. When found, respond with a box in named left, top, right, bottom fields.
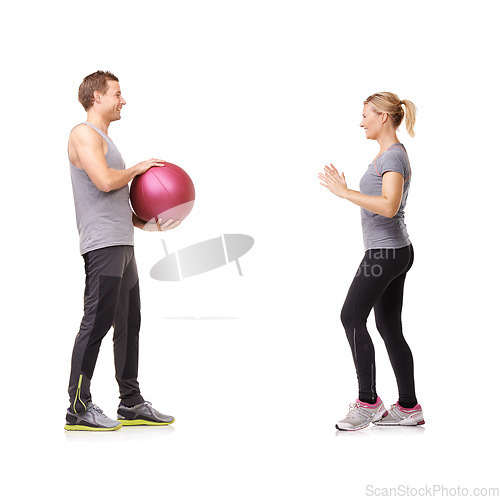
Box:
left=117, top=401, right=175, bottom=426
left=336, top=397, right=387, bottom=431
left=64, top=404, right=122, bottom=431
left=373, top=402, right=425, bottom=426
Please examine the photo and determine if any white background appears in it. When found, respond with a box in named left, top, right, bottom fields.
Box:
left=1, top=0, right=498, bottom=498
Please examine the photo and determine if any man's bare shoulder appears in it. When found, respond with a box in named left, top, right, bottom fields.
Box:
left=70, top=123, right=94, bottom=138
left=70, top=123, right=103, bottom=147
left=68, top=124, right=107, bottom=170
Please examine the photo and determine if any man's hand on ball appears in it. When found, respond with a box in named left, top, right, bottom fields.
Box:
left=143, top=217, right=181, bottom=232
left=134, top=158, right=166, bottom=176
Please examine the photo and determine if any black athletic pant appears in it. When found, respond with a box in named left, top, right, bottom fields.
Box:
left=340, top=244, right=417, bottom=406
left=68, top=245, right=144, bottom=413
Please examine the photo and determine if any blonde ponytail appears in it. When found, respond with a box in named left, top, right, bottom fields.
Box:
left=364, top=92, right=417, bottom=137
left=400, top=99, right=417, bottom=137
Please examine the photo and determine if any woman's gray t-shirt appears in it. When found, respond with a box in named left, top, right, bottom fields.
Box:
left=359, top=143, right=411, bottom=251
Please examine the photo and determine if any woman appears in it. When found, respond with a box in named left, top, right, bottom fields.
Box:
left=318, top=92, right=425, bottom=431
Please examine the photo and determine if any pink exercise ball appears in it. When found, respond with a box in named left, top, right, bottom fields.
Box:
left=130, top=162, right=195, bottom=224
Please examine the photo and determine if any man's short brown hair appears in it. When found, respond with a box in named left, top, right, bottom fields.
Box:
left=78, top=71, right=119, bottom=111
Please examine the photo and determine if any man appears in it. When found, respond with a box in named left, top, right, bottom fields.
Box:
left=65, top=70, right=179, bottom=431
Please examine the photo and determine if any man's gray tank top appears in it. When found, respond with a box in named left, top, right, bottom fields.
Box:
left=69, top=122, right=134, bottom=255
left=359, top=143, right=412, bottom=251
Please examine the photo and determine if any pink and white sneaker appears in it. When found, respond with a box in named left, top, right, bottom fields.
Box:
left=373, top=402, right=425, bottom=426
left=336, top=397, right=387, bottom=431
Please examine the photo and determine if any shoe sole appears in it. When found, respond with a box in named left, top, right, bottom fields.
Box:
left=336, top=423, right=370, bottom=431
left=118, top=418, right=175, bottom=426
left=64, top=423, right=122, bottom=431
left=373, top=419, right=425, bottom=426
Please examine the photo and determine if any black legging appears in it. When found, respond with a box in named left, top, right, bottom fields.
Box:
left=340, top=244, right=417, bottom=407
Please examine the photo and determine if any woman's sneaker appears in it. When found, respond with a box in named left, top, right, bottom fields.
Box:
left=336, top=397, right=387, bottom=431
left=372, top=402, right=425, bottom=426
left=117, top=401, right=175, bottom=426
left=64, top=404, right=122, bottom=431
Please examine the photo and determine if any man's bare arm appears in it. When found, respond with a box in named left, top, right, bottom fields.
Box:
left=70, top=125, right=164, bottom=192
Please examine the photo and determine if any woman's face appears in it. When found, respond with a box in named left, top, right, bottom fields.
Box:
left=359, top=103, right=383, bottom=140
